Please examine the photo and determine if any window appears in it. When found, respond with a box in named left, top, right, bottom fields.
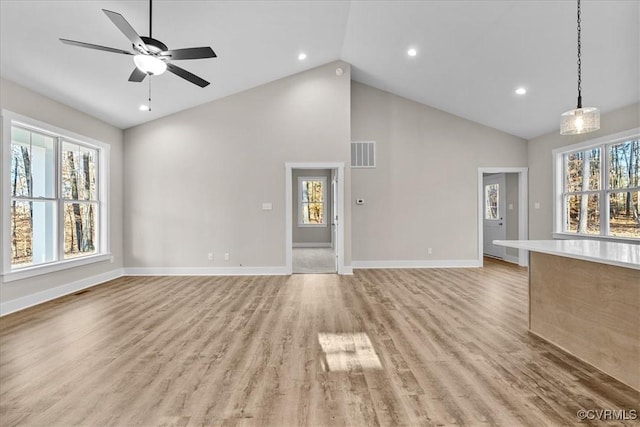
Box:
left=554, top=129, right=639, bottom=241
left=485, top=183, right=499, bottom=220
left=298, top=177, right=326, bottom=226
left=3, top=111, right=110, bottom=279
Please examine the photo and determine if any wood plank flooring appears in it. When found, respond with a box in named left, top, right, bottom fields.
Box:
left=1, top=259, right=638, bottom=426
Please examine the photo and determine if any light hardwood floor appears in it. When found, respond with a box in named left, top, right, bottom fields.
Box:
left=1, top=259, right=638, bottom=426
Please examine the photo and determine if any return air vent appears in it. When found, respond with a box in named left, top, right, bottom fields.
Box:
left=351, top=141, right=376, bottom=168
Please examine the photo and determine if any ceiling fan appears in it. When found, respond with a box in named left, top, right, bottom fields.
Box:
left=59, top=0, right=216, bottom=88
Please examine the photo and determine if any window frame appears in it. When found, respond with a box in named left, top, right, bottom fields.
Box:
left=298, top=176, right=327, bottom=227
left=552, top=127, right=640, bottom=243
left=2, top=110, right=111, bottom=282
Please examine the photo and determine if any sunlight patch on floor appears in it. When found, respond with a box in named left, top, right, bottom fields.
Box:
left=318, top=332, right=382, bottom=371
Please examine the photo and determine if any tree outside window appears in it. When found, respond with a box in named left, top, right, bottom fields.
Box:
left=558, top=137, right=639, bottom=240
left=299, top=177, right=326, bottom=226
left=9, top=124, right=102, bottom=269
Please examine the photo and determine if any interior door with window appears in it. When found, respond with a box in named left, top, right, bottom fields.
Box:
left=483, top=173, right=506, bottom=258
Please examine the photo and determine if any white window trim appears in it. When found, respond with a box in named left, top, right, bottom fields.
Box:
left=298, top=176, right=327, bottom=227
left=552, top=127, right=640, bottom=243
left=1, top=110, right=111, bottom=282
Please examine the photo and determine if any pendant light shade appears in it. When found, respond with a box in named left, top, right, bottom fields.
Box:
left=560, top=107, right=600, bottom=135
left=560, top=0, right=600, bottom=135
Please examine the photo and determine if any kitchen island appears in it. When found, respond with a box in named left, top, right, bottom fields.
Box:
left=494, top=239, right=640, bottom=391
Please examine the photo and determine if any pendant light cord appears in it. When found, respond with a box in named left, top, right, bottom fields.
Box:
left=576, top=0, right=582, bottom=108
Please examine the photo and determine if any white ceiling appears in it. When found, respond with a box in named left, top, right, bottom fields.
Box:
left=1, top=1, right=638, bottom=139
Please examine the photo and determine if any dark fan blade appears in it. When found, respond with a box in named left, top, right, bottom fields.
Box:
left=166, top=63, right=210, bottom=88
left=128, top=67, right=147, bottom=82
left=102, top=9, right=148, bottom=53
left=60, top=38, right=134, bottom=55
left=160, top=47, right=216, bottom=60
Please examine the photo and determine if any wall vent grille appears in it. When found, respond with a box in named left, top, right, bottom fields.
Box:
left=351, top=141, right=376, bottom=168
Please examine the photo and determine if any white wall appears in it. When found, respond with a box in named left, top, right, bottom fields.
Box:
left=351, top=82, right=527, bottom=264
left=0, top=78, right=124, bottom=307
left=528, top=103, right=640, bottom=239
left=292, top=169, right=332, bottom=245
left=123, top=61, right=351, bottom=271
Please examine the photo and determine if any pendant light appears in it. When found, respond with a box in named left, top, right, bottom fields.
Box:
left=560, top=0, right=600, bottom=135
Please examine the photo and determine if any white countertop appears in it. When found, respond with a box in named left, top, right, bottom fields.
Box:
left=493, top=240, right=640, bottom=270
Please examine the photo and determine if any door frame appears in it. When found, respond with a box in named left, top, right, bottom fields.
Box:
left=286, top=162, right=345, bottom=275
left=477, top=167, right=528, bottom=267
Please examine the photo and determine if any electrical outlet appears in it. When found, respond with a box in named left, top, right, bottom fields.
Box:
left=224, top=253, right=230, bottom=261
left=110, top=256, right=115, bottom=264
left=427, top=248, right=433, bottom=255
left=208, top=253, right=214, bottom=261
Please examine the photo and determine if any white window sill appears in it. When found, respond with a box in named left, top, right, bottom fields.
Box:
left=553, top=232, right=640, bottom=245
left=1, top=253, right=112, bottom=283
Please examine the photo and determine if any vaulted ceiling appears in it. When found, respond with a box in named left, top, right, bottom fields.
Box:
left=1, top=1, right=638, bottom=139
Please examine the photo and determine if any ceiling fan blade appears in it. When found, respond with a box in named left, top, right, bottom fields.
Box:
left=160, top=47, right=217, bottom=60
left=128, top=67, right=147, bottom=82
left=60, top=38, right=134, bottom=55
left=166, top=63, right=210, bottom=88
left=102, top=9, right=148, bottom=53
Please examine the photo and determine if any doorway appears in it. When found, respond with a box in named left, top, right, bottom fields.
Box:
left=477, top=168, right=528, bottom=266
left=482, top=173, right=507, bottom=259
left=285, top=163, right=345, bottom=274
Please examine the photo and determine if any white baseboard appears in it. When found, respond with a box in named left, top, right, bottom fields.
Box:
left=352, top=259, right=481, bottom=269
left=1, top=268, right=124, bottom=316
left=292, top=242, right=332, bottom=248
left=124, top=266, right=289, bottom=276
left=341, top=265, right=354, bottom=275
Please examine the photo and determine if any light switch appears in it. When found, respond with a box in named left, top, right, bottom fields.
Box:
left=534, top=202, right=541, bottom=209
left=508, top=203, right=514, bottom=210
left=262, top=202, right=273, bottom=210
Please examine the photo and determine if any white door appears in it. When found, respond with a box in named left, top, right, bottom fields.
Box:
left=483, top=173, right=506, bottom=258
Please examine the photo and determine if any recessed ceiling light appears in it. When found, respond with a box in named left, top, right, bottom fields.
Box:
left=298, top=52, right=307, bottom=61
left=139, top=105, right=149, bottom=111
left=515, top=87, right=527, bottom=95
left=407, top=48, right=417, bottom=57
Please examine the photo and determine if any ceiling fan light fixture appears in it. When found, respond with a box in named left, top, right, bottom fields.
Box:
left=134, top=54, right=166, bottom=75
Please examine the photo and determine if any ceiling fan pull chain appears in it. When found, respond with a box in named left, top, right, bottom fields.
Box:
left=148, top=78, right=152, bottom=111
